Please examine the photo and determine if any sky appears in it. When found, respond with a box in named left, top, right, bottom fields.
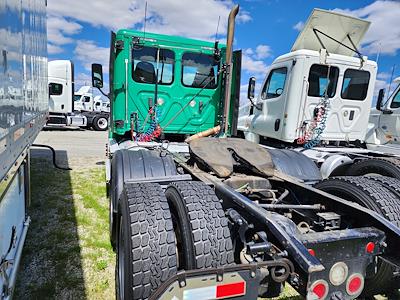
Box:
left=47, top=0, right=400, bottom=104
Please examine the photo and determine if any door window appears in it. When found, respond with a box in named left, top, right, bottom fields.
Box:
left=49, top=83, right=63, bottom=95
left=73, top=95, right=81, bottom=102
left=261, top=67, right=287, bottom=99
left=132, top=46, right=174, bottom=85
left=390, top=89, right=400, bottom=108
left=341, top=69, right=370, bottom=101
left=307, top=64, right=339, bottom=98
left=182, top=52, right=219, bottom=89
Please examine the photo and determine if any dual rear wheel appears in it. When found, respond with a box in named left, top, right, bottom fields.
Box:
left=116, top=181, right=234, bottom=300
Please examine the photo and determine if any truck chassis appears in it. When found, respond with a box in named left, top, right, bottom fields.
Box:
left=107, top=138, right=400, bottom=300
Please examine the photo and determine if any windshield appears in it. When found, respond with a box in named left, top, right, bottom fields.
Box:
left=74, top=95, right=82, bottom=101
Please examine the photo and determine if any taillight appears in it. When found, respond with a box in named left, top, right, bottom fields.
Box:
left=310, top=279, right=329, bottom=299
left=329, top=262, right=348, bottom=286
left=346, top=273, right=364, bottom=297
left=366, top=242, right=375, bottom=253
left=308, top=248, right=316, bottom=256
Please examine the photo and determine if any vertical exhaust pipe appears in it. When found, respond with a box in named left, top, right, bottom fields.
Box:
left=222, top=5, right=239, bottom=136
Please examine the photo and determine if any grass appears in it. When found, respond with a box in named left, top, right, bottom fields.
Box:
left=15, top=159, right=115, bottom=300
left=15, top=158, right=302, bottom=300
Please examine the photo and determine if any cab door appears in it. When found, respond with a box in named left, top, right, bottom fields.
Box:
left=252, top=64, right=289, bottom=140
left=380, top=85, right=400, bottom=143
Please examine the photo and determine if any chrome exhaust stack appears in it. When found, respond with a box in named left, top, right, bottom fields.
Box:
left=222, top=5, right=239, bottom=136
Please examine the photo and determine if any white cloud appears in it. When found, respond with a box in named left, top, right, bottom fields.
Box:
left=75, top=72, right=92, bottom=87
left=242, top=54, right=269, bottom=76
left=47, top=15, right=82, bottom=54
left=333, top=1, right=400, bottom=55
left=241, top=45, right=271, bottom=77
left=255, top=44, right=272, bottom=59
left=293, top=21, right=304, bottom=32
left=74, top=40, right=109, bottom=73
left=47, top=1, right=251, bottom=41
left=47, top=44, right=63, bottom=54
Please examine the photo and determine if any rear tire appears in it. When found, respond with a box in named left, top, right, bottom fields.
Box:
left=165, top=181, right=234, bottom=270
left=315, top=176, right=400, bottom=296
left=346, top=158, right=400, bottom=179
left=109, top=150, right=177, bottom=250
left=116, top=183, right=177, bottom=300
left=92, top=115, right=108, bottom=131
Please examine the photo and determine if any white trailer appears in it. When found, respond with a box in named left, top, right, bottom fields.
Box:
left=0, top=0, right=48, bottom=298
left=47, top=61, right=109, bottom=131
left=238, top=9, right=400, bottom=179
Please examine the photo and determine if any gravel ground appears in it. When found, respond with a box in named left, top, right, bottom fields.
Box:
left=31, top=127, right=108, bottom=168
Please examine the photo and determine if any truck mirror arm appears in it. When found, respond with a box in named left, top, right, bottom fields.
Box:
left=95, top=87, right=111, bottom=100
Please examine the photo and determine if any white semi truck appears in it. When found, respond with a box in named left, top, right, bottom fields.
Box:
left=238, top=9, right=400, bottom=179
left=367, top=77, right=400, bottom=155
left=0, top=0, right=48, bottom=298
left=47, top=60, right=109, bottom=131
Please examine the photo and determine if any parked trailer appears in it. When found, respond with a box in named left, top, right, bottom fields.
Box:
left=93, top=6, right=400, bottom=300
left=47, top=60, right=109, bottom=131
left=0, top=0, right=48, bottom=298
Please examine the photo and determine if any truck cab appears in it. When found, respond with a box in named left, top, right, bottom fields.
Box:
left=74, top=86, right=94, bottom=112
left=99, top=29, right=241, bottom=142
left=47, top=62, right=109, bottom=130
left=238, top=9, right=377, bottom=146
left=367, top=77, right=400, bottom=154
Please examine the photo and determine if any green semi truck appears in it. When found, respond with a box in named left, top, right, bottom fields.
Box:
left=92, top=6, right=400, bottom=300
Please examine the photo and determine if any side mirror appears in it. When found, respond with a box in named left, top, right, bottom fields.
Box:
left=91, top=63, right=104, bottom=88
left=376, top=88, right=385, bottom=111
left=248, top=77, right=256, bottom=100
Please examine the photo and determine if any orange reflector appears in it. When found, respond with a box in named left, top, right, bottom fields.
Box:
left=366, top=242, right=375, bottom=253
left=216, top=281, right=246, bottom=298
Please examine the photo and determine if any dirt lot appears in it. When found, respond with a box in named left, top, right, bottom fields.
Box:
left=10, top=128, right=334, bottom=300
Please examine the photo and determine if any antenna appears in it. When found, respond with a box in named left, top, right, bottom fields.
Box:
left=214, top=16, right=221, bottom=42
left=376, top=42, right=382, bottom=64
left=143, top=2, right=147, bottom=40
left=386, top=64, right=396, bottom=101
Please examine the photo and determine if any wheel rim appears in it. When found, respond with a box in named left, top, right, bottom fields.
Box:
left=97, top=117, right=108, bottom=129
left=117, top=217, right=125, bottom=300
